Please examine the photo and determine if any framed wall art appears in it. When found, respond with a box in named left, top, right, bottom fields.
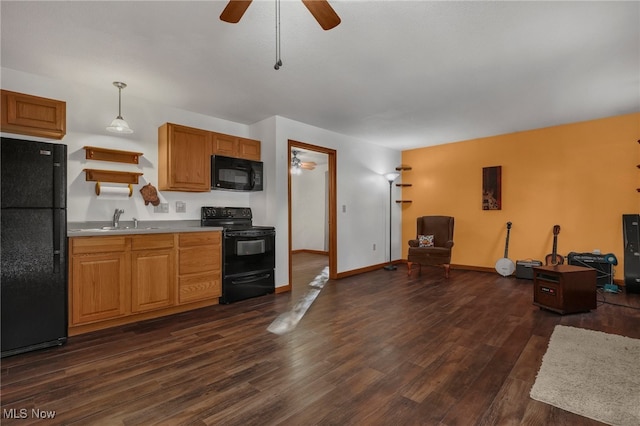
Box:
left=482, top=166, right=502, bottom=210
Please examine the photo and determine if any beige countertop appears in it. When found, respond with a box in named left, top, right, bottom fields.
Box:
left=67, top=220, right=222, bottom=237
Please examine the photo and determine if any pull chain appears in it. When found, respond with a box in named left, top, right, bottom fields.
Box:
left=274, top=0, right=282, bottom=70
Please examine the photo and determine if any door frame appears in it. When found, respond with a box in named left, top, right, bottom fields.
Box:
left=288, top=140, right=338, bottom=282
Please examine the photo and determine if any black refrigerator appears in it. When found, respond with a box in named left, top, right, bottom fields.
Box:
left=1, top=137, right=68, bottom=357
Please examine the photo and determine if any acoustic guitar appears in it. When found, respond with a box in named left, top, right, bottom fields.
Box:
left=545, top=225, right=564, bottom=265
left=495, top=221, right=516, bottom=276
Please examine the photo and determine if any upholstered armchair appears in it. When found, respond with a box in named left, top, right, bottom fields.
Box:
left=407, top=216, right=455, bottom=278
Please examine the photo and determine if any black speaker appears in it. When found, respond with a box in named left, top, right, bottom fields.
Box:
left=567, top=253, right=613, bottom=287
left=623, top=214, right=640, bottom=294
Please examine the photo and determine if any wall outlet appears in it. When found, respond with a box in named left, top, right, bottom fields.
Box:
left=154, top=203, right=169, bottom=213
left=176, top=201, right=186, bottom=213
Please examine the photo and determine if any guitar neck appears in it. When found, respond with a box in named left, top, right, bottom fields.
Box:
left=552, top=236, right=558, bottom=257
left=504, top=229, right=511, bottom=258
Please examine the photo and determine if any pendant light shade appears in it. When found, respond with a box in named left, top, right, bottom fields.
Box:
left=106, top=81, right=133, bottom=134
left=384, top=172, right=400, bottom=182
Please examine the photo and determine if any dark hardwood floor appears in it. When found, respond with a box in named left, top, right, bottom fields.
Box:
left=291, top=252, right=329, bottom=294
left=2, top=263, right=639, bottom=425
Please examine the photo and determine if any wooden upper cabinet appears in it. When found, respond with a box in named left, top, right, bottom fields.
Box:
left=237, top=137, right=261, bottom=161
left=1, top=90, right=66, bottom=139
left=158, top=123, right=211, bottom=192
left=211, top=132, right=237, bottom=157
left=212, top=132, right=261, bottom=161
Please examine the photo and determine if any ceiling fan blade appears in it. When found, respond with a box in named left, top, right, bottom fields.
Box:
left=301, top=162, right=316, bottom=170
left=220, top=0, right=253, bottom=24
left=301, top=0, right=341, bottom=30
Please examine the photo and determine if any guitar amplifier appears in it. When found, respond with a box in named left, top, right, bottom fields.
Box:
left=516, top=259, right=543, bottom=279
left=567, top=252, right=615, bottom=287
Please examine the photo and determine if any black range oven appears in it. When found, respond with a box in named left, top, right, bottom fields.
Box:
left=201, top=207, right=275, bottom=304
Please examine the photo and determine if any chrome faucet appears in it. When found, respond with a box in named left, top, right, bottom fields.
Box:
left=113, top=208, right=124, bottom=228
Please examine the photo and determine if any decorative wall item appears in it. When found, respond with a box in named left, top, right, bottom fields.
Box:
left=482, top=166, right=502, bottom=210
left=140, top=183, right=160, bottom=206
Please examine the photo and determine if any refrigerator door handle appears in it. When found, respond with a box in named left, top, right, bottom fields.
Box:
left=53, top=210, right=61, bottom=273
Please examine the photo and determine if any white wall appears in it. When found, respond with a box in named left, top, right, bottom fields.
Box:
left=253, top=116, right=402, bottom=276
left=1, top=68, right=252, bottom=223
left=291, top=164, right=328, bottom=251
left=2, top=68, right=403, bottom=288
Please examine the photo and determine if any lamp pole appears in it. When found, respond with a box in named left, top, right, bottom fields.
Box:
left=383, top=172, right=400, bottom=271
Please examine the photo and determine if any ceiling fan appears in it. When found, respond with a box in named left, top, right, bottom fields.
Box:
left=220, top=0, right=341, bottom=30
left=291, top=150, right=317, bottom=173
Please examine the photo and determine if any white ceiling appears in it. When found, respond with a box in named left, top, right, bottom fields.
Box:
left=1, top=1, right=638, bottom=150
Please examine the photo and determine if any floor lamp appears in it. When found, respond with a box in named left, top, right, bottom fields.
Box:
left=383, top=172, right=400, bottom=270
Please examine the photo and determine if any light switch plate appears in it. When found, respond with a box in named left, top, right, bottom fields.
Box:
left=176, top=201, right=186, bottom=213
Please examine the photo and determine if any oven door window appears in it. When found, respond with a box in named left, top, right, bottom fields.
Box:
left=237, top=239, right=265, bottom=256
left=225, top=234, right=275, bottom=277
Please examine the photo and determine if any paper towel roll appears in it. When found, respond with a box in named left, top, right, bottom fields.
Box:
left=95, top=183, right=133, bottom=198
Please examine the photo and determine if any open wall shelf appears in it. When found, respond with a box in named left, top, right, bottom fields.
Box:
left=83, top=169, right=143, bottom=184
left=395, top=164, right=412, bottom=203
left=84, top=146, right=143, bottom=164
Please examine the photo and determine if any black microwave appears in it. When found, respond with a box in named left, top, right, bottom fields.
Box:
left=211, top=155, right=263, bottom=192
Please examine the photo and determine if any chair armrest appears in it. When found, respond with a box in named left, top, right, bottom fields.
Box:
left=408, top=239, right=419, bottom=247
left=444, top=240, right=454, bottom=249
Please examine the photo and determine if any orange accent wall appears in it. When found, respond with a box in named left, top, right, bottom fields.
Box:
left=401, top=113, right=640, bottom=281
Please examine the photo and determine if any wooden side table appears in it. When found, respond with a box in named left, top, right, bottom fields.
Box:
left=533, top=265, right=597, bottom=314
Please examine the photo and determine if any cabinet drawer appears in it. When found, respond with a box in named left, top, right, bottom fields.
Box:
left=71, top=236, right=128, bottom=254
left=179, top=245, right=219, bottom=275
left=179, top=232, right=220, bottom=247
left=131, top=234, right=174, bottom=250
left=179, top=272, right=221, bottom=303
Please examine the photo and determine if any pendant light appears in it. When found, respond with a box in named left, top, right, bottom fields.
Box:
left=106, top=81, right=133, bottom=134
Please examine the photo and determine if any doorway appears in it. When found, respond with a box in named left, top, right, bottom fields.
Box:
left=288, top=140, right=337, bottom=292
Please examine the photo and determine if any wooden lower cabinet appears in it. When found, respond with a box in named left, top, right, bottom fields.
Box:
left=131, top=234, right=176, bottom=313
left=69, top=231, right=221, bottom=335
left=178, top=232, right=221, bottom=303
left=70, top=251, right=129, bottom=325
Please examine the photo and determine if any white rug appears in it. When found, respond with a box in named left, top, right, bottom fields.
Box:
left=530, top=325, right=640, bottom=425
